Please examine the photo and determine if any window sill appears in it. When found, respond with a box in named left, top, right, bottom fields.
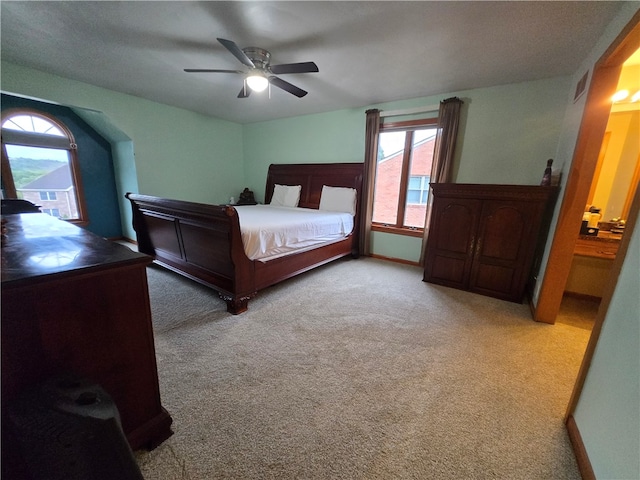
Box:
left=371, top=224, right=424, bottom=238
left=66, top=218, right=89, bottom=227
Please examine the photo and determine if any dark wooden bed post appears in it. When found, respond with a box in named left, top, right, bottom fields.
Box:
left=218, top=293, right=253, bottom=315
left=128, top=195, right=154, bottom=254
left=222, top=206, right=257, bottom=314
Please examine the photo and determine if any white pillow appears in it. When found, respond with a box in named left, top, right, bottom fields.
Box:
left=319, top=185, right=357, bottom=216
left=270, top=184, right=301, bottom=207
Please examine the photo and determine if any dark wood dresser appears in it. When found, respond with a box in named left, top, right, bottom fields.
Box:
left=1, top=213, right=172, bottom=452
left=423, top=183, right=557, bottom=303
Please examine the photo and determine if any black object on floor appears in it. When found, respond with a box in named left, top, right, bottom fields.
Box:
left=4, top=373, right=144, bottom=480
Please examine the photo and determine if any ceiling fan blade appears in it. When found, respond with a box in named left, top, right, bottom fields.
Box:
left=217, top=38, right=255, bottom=68
left=270, top=62, right=319, bottom=75
left=184, top=69, right=244, bottom=74
left=237, top=83, right=251, bottom=98
left=269, top=76, right=308, bottom=98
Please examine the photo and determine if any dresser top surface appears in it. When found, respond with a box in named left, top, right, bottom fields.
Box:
left=1, top=213, right=150, bottom=285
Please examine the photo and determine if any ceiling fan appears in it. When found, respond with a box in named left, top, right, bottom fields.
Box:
left=184, top=38, right=319, bottom=98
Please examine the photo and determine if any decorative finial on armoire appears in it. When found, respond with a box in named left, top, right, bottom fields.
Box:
left=540, top=159, right=553, bottom=186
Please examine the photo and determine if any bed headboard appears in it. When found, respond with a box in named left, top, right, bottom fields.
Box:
left=264, top=163, right=364, bottom=211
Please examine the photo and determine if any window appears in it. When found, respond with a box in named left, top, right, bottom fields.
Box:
left=1, top=110, right=87, bottom=223
left=407, top=176, right=430, bottom=204
left=41, top=208, right=61, bottom=218
left=372, top=119, right=437, bottom=235
left=39, top=191, right=58, bottom=201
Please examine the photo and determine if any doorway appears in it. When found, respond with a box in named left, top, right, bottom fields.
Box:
left=534, top=13, right=640, bottom=325
left=561, top=47, right=640, bottom=322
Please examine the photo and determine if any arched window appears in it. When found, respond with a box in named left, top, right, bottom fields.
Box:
left=1, top=109, right=87, bottom=223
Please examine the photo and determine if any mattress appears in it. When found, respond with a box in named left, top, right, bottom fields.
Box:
left=234, top=205, right=354, bottom=261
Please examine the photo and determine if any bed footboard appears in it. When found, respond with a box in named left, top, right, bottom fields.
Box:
left=126, top=193, right=256, bottom=314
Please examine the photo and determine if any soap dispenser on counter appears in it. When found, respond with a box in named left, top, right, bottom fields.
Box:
left=580, top=206, right=601, bottom=236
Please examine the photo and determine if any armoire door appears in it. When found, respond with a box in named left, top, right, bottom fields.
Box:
left=469, top=199, right=542, bottom=301
left=423, top=197, right=481, bottom=289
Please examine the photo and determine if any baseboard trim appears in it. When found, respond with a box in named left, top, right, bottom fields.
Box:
left=527, top=294, right=536, bottom=320
left=107, top=235, right=137, bottom=244
left=562, top=291, right=602, bottom=303
left=123, top=236, right=137, bottom=245
left=566, top=414, right=595, bottom=480
left=369, top=254, right=420, bottom=267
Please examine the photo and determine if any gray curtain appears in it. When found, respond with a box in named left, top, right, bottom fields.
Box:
left=360, top=109, right=380, bottom=256
left=420, top=97, right=463, bottom=264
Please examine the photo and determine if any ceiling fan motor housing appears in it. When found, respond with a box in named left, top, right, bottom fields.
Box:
left=242, top=47, right=271, bottom=70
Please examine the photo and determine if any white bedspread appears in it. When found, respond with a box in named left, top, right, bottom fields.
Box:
left=234, top=205, right=354, bottom=261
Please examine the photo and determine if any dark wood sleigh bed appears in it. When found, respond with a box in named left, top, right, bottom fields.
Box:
left=126, top=163, right=364, bottom=314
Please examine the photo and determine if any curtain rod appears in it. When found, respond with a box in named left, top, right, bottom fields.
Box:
left=379, top=104, right=439, bottom=118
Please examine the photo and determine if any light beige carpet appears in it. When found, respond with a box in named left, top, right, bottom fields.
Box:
left=134, top=257, right=592, bottom=479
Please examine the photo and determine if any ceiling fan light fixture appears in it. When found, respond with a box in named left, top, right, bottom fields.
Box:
left=246, top=73, right=269, bottom=92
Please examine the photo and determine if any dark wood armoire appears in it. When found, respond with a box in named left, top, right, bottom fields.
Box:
left=423, top=183, right=557, bottom=303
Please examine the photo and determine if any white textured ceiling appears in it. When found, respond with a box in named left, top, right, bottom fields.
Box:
left=0, top=1, right=626, bottom=124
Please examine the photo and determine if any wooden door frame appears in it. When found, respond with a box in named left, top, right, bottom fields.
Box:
left=534, top=12, right=640, bottom=324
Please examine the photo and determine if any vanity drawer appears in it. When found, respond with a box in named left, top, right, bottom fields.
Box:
left=574, top=238, right=619, bottom=259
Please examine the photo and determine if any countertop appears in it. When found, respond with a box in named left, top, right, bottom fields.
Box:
left=578, top=230, right=623, bottom=243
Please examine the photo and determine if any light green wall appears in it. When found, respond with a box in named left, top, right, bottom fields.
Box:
left=370, top=231, right=422, bottom=264
left=243, top=76, right=571, bottom=262
left=242, top=109, right=364, bottom=202
left=112, top=140, right=138, bottom=236
left=454, top=79, right=570, bottom=183
left=1, top=61, right=244, bottom=238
